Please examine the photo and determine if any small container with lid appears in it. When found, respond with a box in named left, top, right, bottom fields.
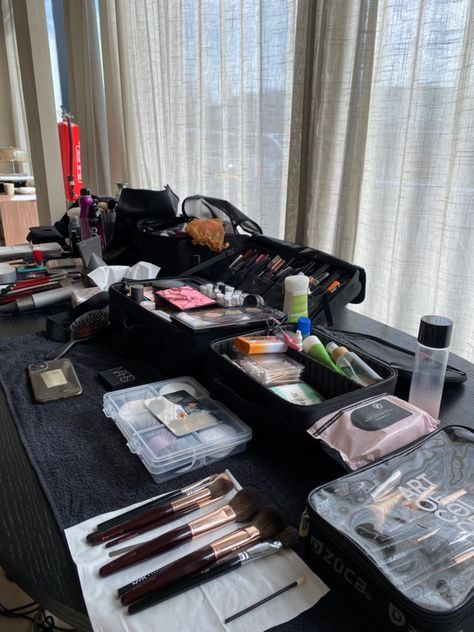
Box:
left=408, top=315, right=453, bottom=419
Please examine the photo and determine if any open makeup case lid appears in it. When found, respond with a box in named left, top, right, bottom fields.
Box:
left=103, top=376, right=252, bottom=483
left=306, top=425, right=474, bottom=631
left=319, top=326, right=467, bottom=383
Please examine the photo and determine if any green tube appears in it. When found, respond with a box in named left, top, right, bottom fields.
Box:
left=302, top=335, right=343, bottom=373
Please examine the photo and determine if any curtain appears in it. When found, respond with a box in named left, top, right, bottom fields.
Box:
left=0, top=0, right=29, bottom=169
left=63, top=0, right=111, bottom=195
left=97, top=0, right=297, bottom=237
left=286, top=0, right=474, bottom=361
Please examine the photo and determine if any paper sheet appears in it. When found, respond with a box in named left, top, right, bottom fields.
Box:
left=65, top=472, right=329, bottom=632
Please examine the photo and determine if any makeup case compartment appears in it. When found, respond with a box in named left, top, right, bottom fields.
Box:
left=108, top=234, right=366, bottom=379
left=207, top=325, right=397, bottom=453
left=103, top=376, right=252, bottom=483
left=305, top=425, right=474, bottom=632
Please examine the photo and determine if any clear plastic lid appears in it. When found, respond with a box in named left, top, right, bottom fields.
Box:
left=103, top=377, right=252, bottom=479
left=309, top=427, right=473, bottom=613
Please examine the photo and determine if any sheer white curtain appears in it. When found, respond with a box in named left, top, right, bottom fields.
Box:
left=1, top=0, right=29, bottom=167
left=286, top=0, right=474, bottom=361
left=98, top=0, right=296, bottom=236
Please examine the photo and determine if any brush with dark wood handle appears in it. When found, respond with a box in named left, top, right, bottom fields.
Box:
left=120, top=508, right=285, bottom=606
left=87, top=477, right=233, bottom=545
left=127, top=527, right=298, bottom=615
left=99, top=488, right=262, bottom=577
left=94, top=473, right=222, bottom=534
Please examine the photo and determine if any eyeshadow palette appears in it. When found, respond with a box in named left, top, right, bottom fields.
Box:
left=155, top=285, right=216, bottom=310
left=171, top=305, right=286, bottom=332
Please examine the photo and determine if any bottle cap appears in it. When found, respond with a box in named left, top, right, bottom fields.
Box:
left=331, top=346, right=349, bottom=363
left=80, top=188, right=91, bottom=196
left=296, top=316, right=311, bottom=337
left=325, top=341, right=338, bottom=357
left=418, top=315, right=453, bottom=349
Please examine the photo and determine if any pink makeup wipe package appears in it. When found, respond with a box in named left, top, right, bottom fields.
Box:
left=307, top=394, right=439, bottom=470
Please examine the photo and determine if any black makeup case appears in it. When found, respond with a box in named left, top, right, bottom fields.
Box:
left=305, top=425, right=474, bottom=632
left=108, top=235, right=366, bottom=379
left=207, top=325, right=397, bottom=452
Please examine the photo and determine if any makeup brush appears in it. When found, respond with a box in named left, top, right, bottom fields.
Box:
left=95, top=473, right=223, bottom=533
left=87, top=476, right=234, bottom=546
left=224, top=576, right=305, bottom=624
left=127, top=526, right=299, bottom=614
left=99, top=488, right=262, bottom=576
left=120, top=507, right=285, bottom=606
left=45, top=309, right=109, bottom=360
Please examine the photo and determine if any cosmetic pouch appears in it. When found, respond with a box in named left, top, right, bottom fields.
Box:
left=207, top=325, right=397, bottom=453
left=307, top=394, right=439, bottom=470
left=320, top=326, right=467, bottom=384
left=305, top=425, right=474, bottom=632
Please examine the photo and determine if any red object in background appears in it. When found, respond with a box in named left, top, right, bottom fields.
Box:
left=58, top=115, right=83, bottom=202
left=32, top=249, right=44, bottom=266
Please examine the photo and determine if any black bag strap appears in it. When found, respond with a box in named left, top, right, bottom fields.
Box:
left=182, top=195, right=263, bottom=235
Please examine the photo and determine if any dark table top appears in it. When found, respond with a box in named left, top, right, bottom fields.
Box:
left=0, top=308, right=472, bottom=631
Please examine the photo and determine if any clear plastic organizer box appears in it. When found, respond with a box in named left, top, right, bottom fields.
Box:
left=103, top=376, right=252, bottom=483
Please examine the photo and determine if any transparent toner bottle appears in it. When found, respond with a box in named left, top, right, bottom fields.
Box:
left=408, top=315, right=453, bottom=419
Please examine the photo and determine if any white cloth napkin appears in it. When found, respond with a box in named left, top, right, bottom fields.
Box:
left=65, top=472, right=329, bottom=632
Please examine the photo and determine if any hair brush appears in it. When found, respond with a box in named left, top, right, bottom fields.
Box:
left=100, top=488, right=263, bottom=577
left=45, top=309, right=109, bottom=360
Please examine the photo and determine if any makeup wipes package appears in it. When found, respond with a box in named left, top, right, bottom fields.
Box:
left=307, top=394, right=440, bottom=470
left=306, top=426, right=474, bottom=632
left=103, top=377, right=252, bottom=483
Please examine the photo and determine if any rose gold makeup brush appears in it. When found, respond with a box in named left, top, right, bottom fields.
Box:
left=99, top=488, right=263, bottom=577
left=120, top=507, right=285, bottom=606
left=127, top=526, right=299, bottom=615
left=87, top=477, right=234, bottom=546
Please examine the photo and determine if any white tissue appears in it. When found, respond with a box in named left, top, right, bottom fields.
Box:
left=88, top=261, right=161, bottom=290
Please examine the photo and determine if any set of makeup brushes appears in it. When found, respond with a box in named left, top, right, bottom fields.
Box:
left=86, top=472, right=300, bottom=618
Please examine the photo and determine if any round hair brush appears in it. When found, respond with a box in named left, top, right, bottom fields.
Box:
left=87, top=476, right=234, bottom=546
left=127, top=526, right=299, bottom=615
left=120, top=507, right=285, bottom=606
left=45, top=309, right=109, bottom=360
left=100, top=488, right=263, bottom=577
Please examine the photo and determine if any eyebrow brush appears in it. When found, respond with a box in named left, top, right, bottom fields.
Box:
left=120, top=508, right=285, bottom=606
left=127, top=526, right=298, bottom=615
left=94, top=473, right=223, bottom=533
left=87, top=477, right=234, bottom=546
left=99, top=488, right=262, bottom=577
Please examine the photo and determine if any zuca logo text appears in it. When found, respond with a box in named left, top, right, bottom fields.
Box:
left=310, top=537, right=371, bottom=600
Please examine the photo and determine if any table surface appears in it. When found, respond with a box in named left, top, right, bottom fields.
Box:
left=0, top=308, right=472, bottom=631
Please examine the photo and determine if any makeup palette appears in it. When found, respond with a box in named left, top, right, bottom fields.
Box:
left=103, top=377, right=252, bottom=482
left=171, top=305, right=286, bottom=332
